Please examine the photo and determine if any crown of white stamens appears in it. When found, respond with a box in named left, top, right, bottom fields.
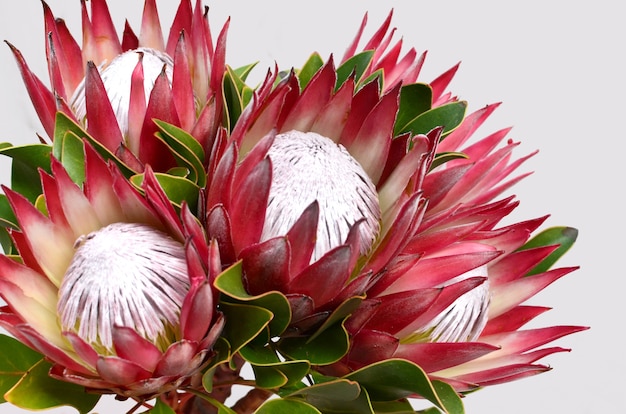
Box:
left=262, top=130, right=382, bottom=262
left=57, top=222, right=189, bottom=351
left=409, top=265, right=491, bottom=343
left=70, top=47, right=174, bottom=138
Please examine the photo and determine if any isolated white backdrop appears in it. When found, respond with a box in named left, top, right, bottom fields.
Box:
left=0, top=1, right=622, bottom=413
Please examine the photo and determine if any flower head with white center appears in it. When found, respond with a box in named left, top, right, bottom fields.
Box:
left=262, top=130, right=381, bottom=262
left=58, top=222, right=189, bottom=353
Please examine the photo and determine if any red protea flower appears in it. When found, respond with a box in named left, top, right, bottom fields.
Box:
left=0, top=142, right=223, bottom=405
left=7, top=0, right=227, bottom=171
left=338, top=103, right=588, bottom=391
left=202, top=9, right=586, bottom=398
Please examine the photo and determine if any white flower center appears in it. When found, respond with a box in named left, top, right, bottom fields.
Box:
left=403, top=265, right=491, bottom=343
left=70, top=47, right=174, bottom=138
left=262, top=130, right=381, bottom=262
left=57, top=223, right=189, bottom=352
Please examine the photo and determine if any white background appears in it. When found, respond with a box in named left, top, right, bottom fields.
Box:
left=0, top=1, right=622, bottom=413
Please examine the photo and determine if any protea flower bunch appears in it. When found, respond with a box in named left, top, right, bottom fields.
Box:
left=0, top=1, right=586, bottom=413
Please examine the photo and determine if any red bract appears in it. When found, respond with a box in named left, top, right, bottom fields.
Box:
left=8, top=0, right=227, bottom=170
left=0, top=144, right=223, bottom=398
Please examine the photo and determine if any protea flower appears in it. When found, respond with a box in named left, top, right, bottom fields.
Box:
left=8, top=0, right=227, bottom=171
left=0, top=143, right=224, bottom=403
left=336, top=103, right=588, bottom=391
left=202, top=9, right=586, bottom=396
left=1, top=0, right=585, bottom=412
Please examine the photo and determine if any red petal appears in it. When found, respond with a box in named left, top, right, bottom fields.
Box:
left=139, top=0, right=164, bottom=50
left=141, top=166, right=184, bottom=240
left=395, top=342, right=498, bottom=373
left=84, top=143, right=125, bottom=224
left=5, top=42, right=57, bottom=138
left=84, top=61, right=124, bottom=153
left=154, top=340, right=197, bottom=377
left=97, top=355, right=152, bottom=385
left=127, top=52, right=146, bottom=155
left=288, top=245, right=351, bottom=308
left=241, top=237, right=291, bottom=295
left=281, top=59, right=336, bottom=132
left=64, top=332, right=99, bottom=369
left=18, top=325, right=93, bottom=376
left=348, top=83, right=398, bottom=183
left=181, top=281, right=213, bottom=342
left=482, top=306, right=552, bottom=336
left=310, top=76, right=355, bottom=142
left=230, top=158, right=271, bottom=254
left=285, top=202, right=318, bottom=275
left=138, top=70, right=179, bottom=171
left=206, top=205, right=236, bottom=266
left=121, top=20, right=139, bottom=52
left=490, top=267, right=578, bottom=318
left=172, top=33, right=196, bottom=132
left=365, top=194, right=424, bottom=276
left=112, top=326, right=162, bottom=372
left=88, top=0, right=122, bottom=64
left=439, top=103, right=501, bottom=154
left=365, top=289, right=441, bottom=334
left=347, top=328, right=398, bottom=368
left=430, top=63, right=460, bottom=104
left=339, top=80, right=380, bottom=147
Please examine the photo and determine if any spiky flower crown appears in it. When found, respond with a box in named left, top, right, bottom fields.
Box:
left=0, top=1, right=586, bottom=413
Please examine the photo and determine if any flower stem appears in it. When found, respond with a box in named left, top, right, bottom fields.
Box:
left=230, top=388, right=273, bottom=414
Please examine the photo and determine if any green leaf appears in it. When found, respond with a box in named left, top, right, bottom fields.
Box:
left=4, top=359, right=100, bottom=413
left=53, top=112, right=136, bottom=177
left=517, top=227, right=578, bottom=276
left=202, top=337, right=231, bottom=393
left=224, top=65, right=255, bottom=130
left=233, top=62, right=259, bottom=83
left=298, top=53, right=325, bottom=90
left=358, top=69, right=384, bottom=93
left=0, top=335, right=43, bottom=403
left=278, top=320, right=350, bottom=365
left=215, top=262, right=291, bottom=337
left=288, top=379, right=372, bottom=413
left=220, top=302, right=273, bottom=356
left=148, top=398, right=177, bottom=414
left=131, top=173, right=200, bottom=211
left=255, top=398, right=322, bottom=414
left=307, top=295, right=364, bottom=342
left=372, top=399, right=420, bottom=413
left=429, top=152, right=468, bottom=171
left=398, top=101, right=467, bottom=138
left=53, top=130, right=86, bottom=186
left=395, top=83, right=433, bottom=136
left=252, top=360, right=311, bottom=389
left=0, top=194, right=18, bottom=230
left=336, top=50, right=374, bottom=89
left=0, top=144, right=52, bottom=203
left=153, top=120, right=206, bottom=187
left=345, top=359, right=464, bottom=414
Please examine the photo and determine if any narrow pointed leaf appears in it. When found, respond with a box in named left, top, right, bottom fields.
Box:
left=298, top=53, right=325, bottom=90
left=517, top=227, right=578, bottom=275
left=0, top=144, right=52, bottom=203
left=400, top=101, right=467, bottom=137
left=394, top=83, right=433, bottom=136
left=219, top=302, right=273, bottom=355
